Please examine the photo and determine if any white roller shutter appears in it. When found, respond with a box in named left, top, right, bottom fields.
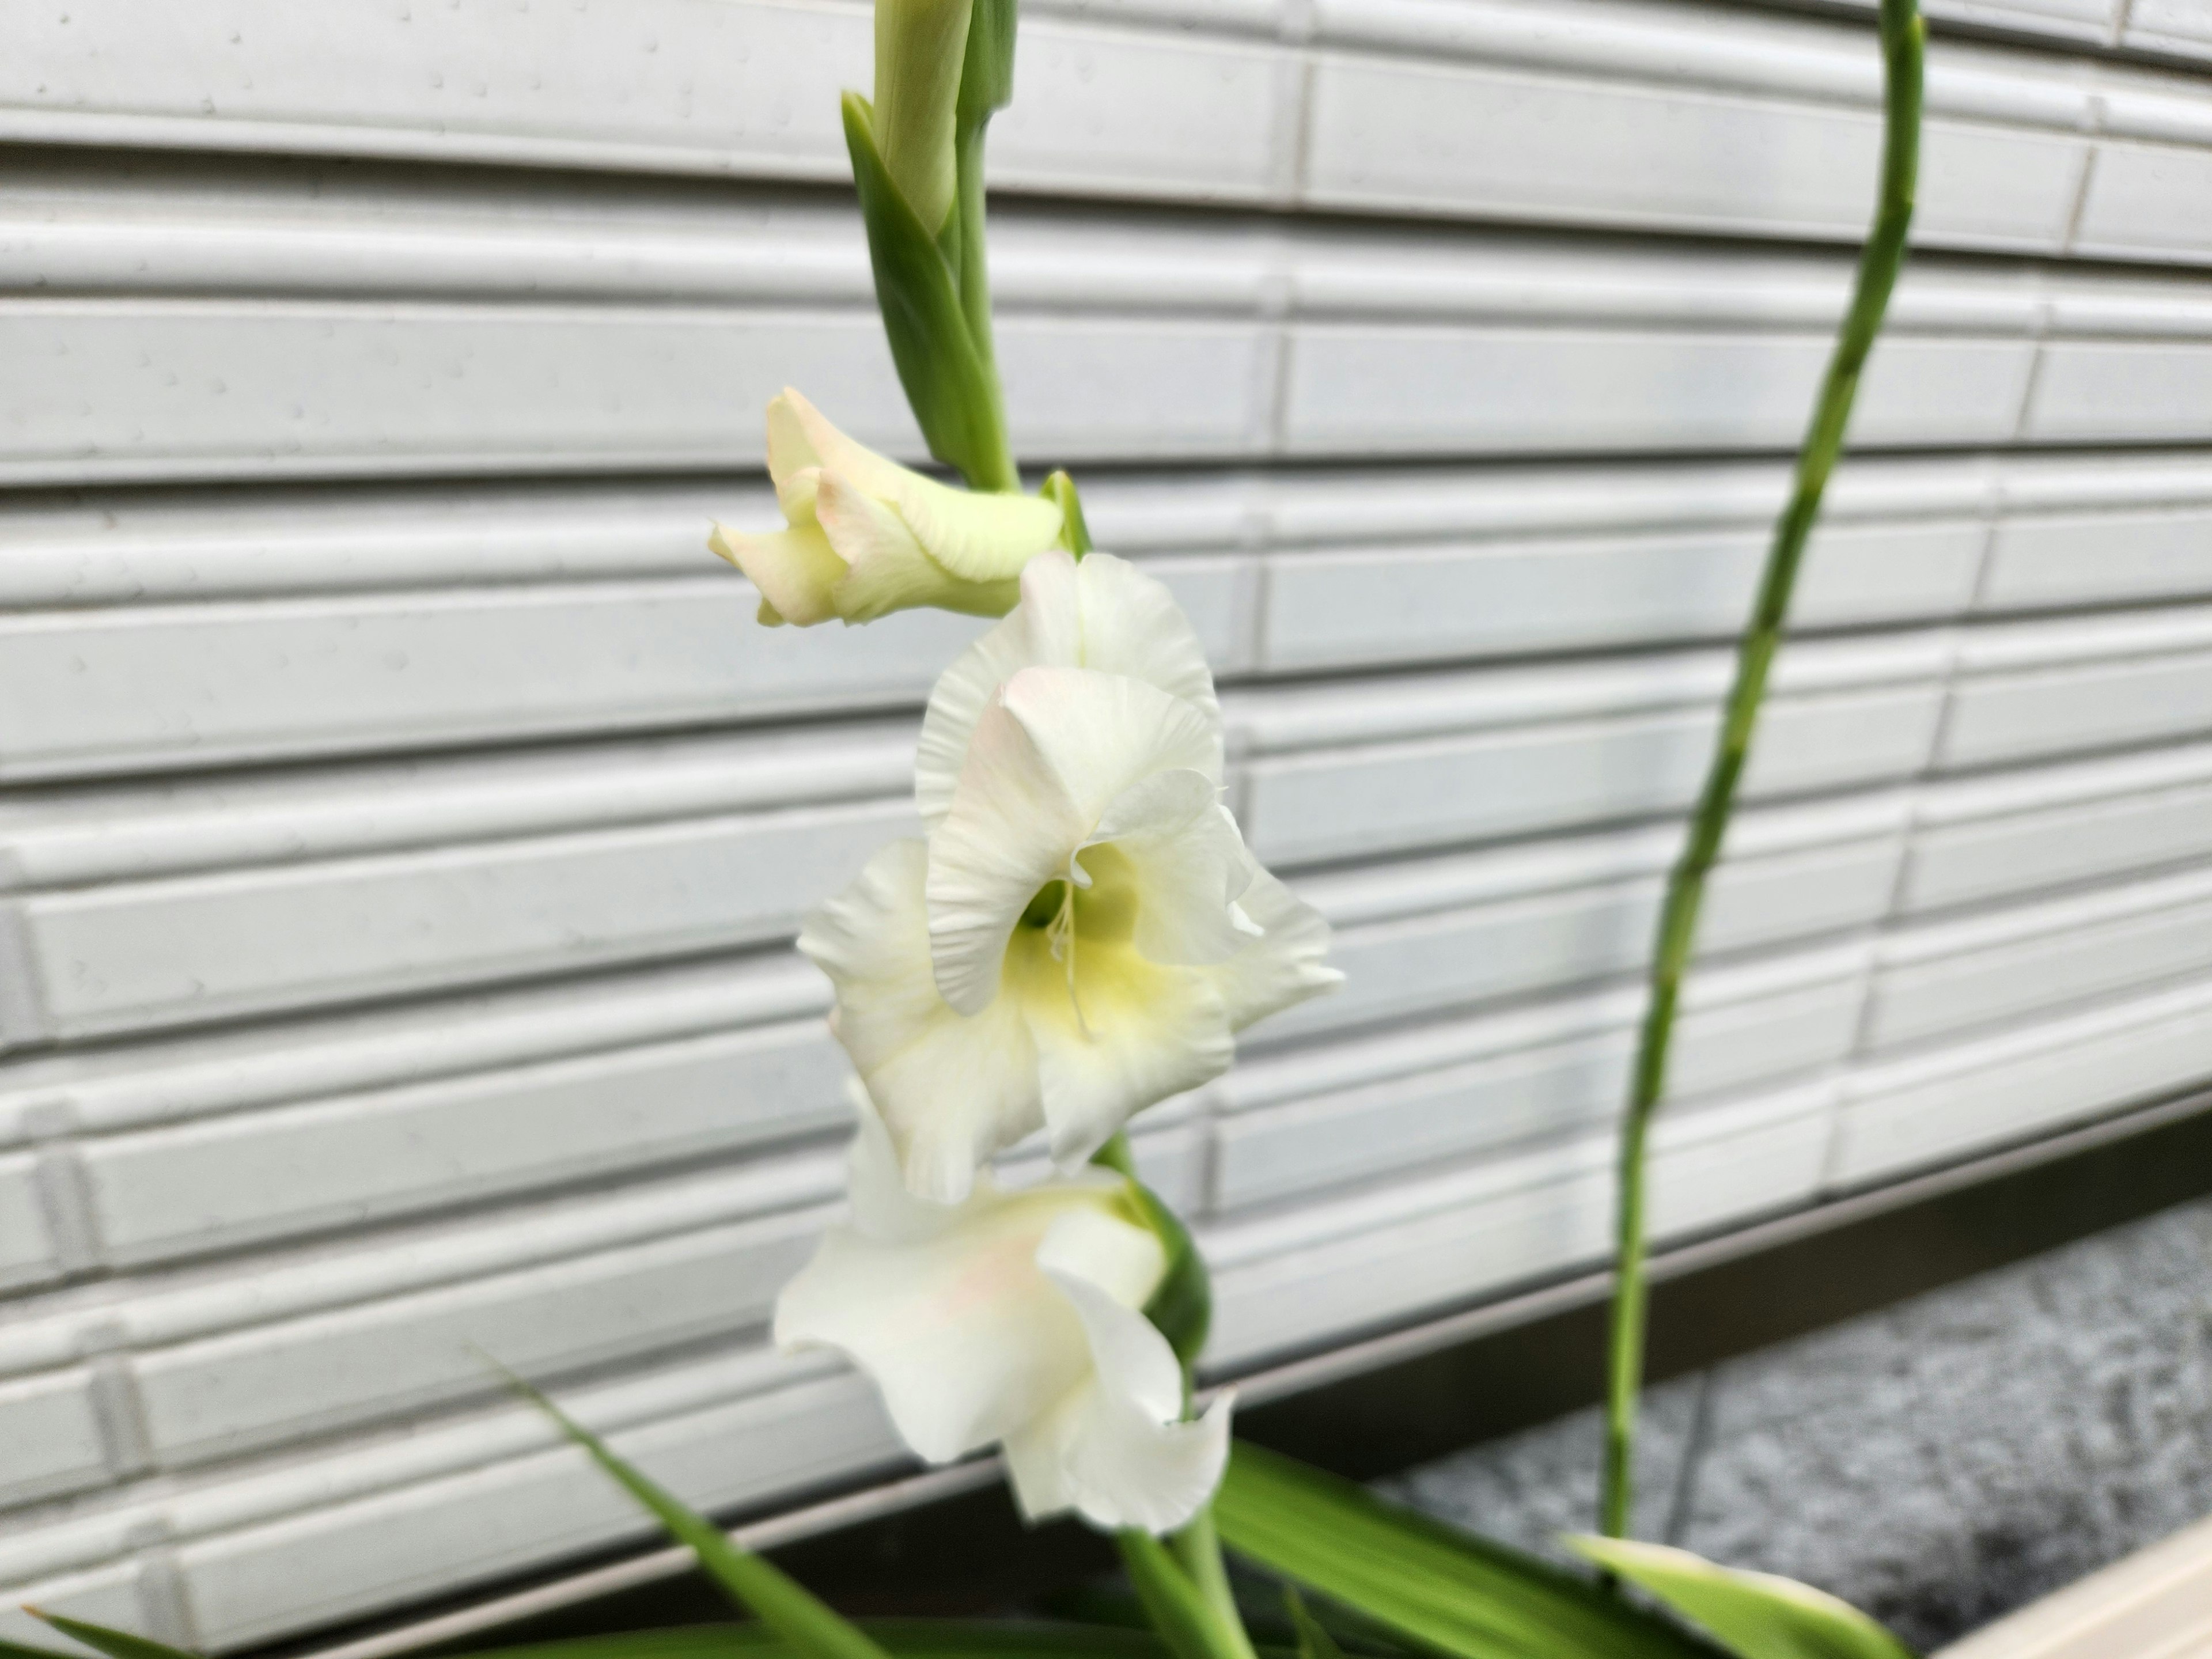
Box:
left=2, top=0, right=2210, bottom=1649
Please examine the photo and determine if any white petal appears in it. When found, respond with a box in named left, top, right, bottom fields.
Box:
left=1004, top=666, right=1222, bottom=824
left=813, top=473, right=939, bottom=618
left=925, top=695, right=1093, bottom=1017
left=811, top=472, right=1001, bottom=624
left=707, top=521, right=846, bottom=627
left=1040, top=1202, right=1171, bottom=1319
left=915, top=569, right=1058, bottom=830
left=763, top=393, right=825, bottom=517
left=800, top=840, right=1044, bottom=1201
left=1207, top=863, right=1345, bottom=1032
left=773, top=388, right=914, bottom=503
left=1093, top=778, right=1258, bottom=967
left=1003, top=1213, right=1229, bottom=1533
left=775, top=1187, right=1112, bottom=1464
left=927, top=668, right=1221, bottom=1014
left=1023, top=952, right=1234, bottom=1168
left=839, top=1080, right=963, bottom=1247
left=1008, top=546, right=1086, bottom=665
left=1056, top=554, right=1221, bottom=739
left=892, top=471, right=1064, bottom=583
left=915, top=552, right=1220, bottom=831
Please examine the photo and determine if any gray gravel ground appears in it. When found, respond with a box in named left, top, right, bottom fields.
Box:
left=1378, top=1193, right=2212, bottom=1652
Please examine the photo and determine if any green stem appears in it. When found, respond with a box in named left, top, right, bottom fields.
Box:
left=1090, top=1130, right=1136, bottom=1177
left=1119, top=1531, right=1251, bottom=1659
left=1597, top=0, right=1923, bottom=1541
left=1089, top=1134, right=1252, bottom=1659
left=952, top=120, right=1019, bottom=492
left=1170, top=1508, right=1257, bottom=1659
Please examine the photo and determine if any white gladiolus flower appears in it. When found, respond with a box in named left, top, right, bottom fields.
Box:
left=799, top=551, right=1341, bottom=1202
left=710, top=389, right=1063, bottom=627
left=775, top=1095, right=1232, bottom=1533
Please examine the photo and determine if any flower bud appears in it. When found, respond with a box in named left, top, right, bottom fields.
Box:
left=873, top=0, right=972, bottom=234
left=710, top=388, right=1060, bottom=626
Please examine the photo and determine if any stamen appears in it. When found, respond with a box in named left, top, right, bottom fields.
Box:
left=1047, top=873, right=1094, bottom=1040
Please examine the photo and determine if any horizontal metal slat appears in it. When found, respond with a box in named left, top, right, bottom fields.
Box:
left=7, top=171, right=2212, bottom=484
left=2, top=0, right=2206, bottom=258
left=1269, top=829, right=1900, bottom=1043
left=12, top=798, right=912, bottom=1043
left=0, top=1370, right=106, bottom=1509
left=0, top=1157, right=56, bottom=1292
left=0, top=561, right=1242, bottom=783
left=1865, top=864, right=2212, bottom=1054
left=1902, top=744, right=2212, bottom=913
left=75, top=1018, right=847, bottom=1269
left=1203, top=1084, right=1835, bottom=1365
left=1214, top=970, right=1866, bottom=1210
left=1836, top=975, right=2212, bottom=1183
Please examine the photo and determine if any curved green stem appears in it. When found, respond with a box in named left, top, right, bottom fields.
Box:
left=1090, top=1130, right=1136, bottom=1178
left=1598, top=0, right=1924, bottom=1540
left=1090, top=1135, right=1251, bottom=1659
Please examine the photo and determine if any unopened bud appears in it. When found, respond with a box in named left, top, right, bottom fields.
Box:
left=873, top=0, right=972, bottom=234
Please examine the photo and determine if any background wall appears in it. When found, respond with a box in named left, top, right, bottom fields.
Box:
left=3, top=0, right=2211, bottom=1649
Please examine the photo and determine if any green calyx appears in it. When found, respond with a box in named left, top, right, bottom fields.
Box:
left=1094, top=1134, right=1213, bottom=1373
left=1043, top=469, right=1094, bottom=557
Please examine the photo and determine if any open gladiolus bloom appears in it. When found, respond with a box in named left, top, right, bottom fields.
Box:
left=775, top=1095, right=1231, bottom=1533
left=800, top=552, right=1342, bottom=1203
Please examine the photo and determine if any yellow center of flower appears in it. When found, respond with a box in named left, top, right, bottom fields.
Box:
left=1007, top=844, right=1143, bottom=1038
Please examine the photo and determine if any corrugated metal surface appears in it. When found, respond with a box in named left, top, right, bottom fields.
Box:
left=2, top=0, right=2209, bottom=1648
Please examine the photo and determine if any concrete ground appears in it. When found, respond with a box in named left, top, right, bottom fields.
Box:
left=1379, top=1193, right=2212, bottom=1652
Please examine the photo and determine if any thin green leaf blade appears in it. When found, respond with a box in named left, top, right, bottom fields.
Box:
left=1285, top=1590, right=1346, bottom=1659
left=502, top=1372, right=891, bottom=1659
left=473, top=1622, right=1256, bottom=1659
left=1213, top=1444, right=1712, bottom=1659
left=24, top=1614, right=196, bottom=1659
left=446, top=1631, right=778, bottom=1659
left=1565, top=1539, right=1917, bottom=1659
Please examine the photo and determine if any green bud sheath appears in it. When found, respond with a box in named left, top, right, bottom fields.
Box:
left=874, top=0, right=972, bottom=234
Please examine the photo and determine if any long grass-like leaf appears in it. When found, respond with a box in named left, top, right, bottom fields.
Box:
left=1285, top=1589, right=1346, bottom=1659
left=22, top=1614, right=196, bottom=1659
left=1214, top=1445, right=1714, bottom=1659
left=501, top=1370, right=891, bottom=1659
left=473, top=1622, right=1291, bottom=1659
left=10, top=1618, right=1272, bottom=1659
left=1565, top=1540, right=1916, bottom=1659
